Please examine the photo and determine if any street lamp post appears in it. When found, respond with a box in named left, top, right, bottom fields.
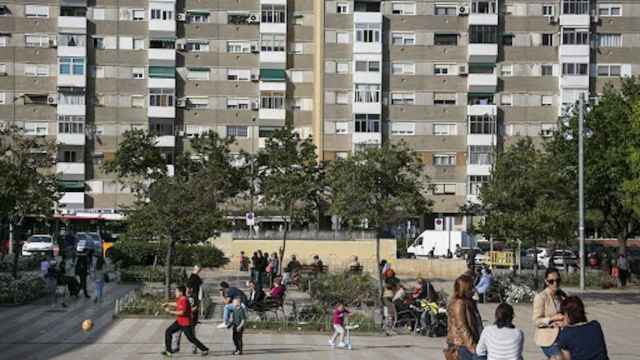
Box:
left=578, top=94, right=586, bottom=291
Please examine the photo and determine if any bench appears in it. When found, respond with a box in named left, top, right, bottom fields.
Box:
left=347, top=265, right=363, bottom=275
left=299, top=264, right=328, bottom=275
left=249, top=295, right=286, bottom=321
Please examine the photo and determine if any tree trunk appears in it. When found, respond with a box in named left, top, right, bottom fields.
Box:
left=618, top=235, right=628, bottom=256
left=279, top=206, right=292, bottom=274
left=533, top=238, right=539, bottom=290
left=375, top=228, right=384, bottom=328
left=164, top=239, right=176, bottom=300
left=11, top=222, right=19, bottom=279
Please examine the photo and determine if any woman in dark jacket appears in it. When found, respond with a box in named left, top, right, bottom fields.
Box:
left=557, top=296, right=608, bottom=360
left=447, top=274, right=483, bottom=360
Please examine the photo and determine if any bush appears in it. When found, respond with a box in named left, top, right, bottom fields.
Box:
left=120, top=266, right=187, bottom=284
left=0, top=272, right=47, bottom=304
left=0, top=254, right=47, bottom=273
left=110, top=241, right=228, bottom=268
left=118, top=290, right=170, bottom=316
left=562, top=270, right=617, bottom=289
left=305, top=273, right=377, bottom=308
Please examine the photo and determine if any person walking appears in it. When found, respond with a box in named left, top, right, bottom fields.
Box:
left=476, top=303, right=524, bottom=360
left=239, top=251, right=248, bottom=272
left=62, top=230, right=77, bottom=259
left=532, top=268, right=567, bottom=359
left=446, top=274, right=483, bottom=360
left=328, top=302, right=350, bottom=348
left=173, top=286, right=201, bottom=354
left=161, top=285, right=209, bottom=357
left=250, top=252, right=259, bottom=283
left=617, top=253, right=629, bottom=287
left=218, top=281, right=248, bottom=328
left=229, top=298, right=247, bottom=355
left=93, top=255, right=106, bottom=303
left=75, top=252, right=90, bottom=299
left=556, top=296, right=609, bottom=360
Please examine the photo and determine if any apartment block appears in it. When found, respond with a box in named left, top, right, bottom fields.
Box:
left=0, top=0, right=639, bottom=229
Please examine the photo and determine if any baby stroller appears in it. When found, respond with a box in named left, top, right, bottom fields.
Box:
left=411, top=299, right=448, bottom=337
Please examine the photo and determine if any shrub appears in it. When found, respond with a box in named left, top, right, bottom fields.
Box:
left=110, top=241, right=228, bottom=268
left=0, top=254, right=47, bottom=273
left=120, top=266, right=187, bottom=284
left=0, top=272, right=47, bottom=304
left=305, top=273, right=377, bottom=308
left=118, top=290, right=170, bottom=316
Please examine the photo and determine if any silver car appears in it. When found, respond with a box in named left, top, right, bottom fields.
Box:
left=76, top=232, right=102, bottom=254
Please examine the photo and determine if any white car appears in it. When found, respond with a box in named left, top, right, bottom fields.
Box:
left=22, top=235, right=55, bottom=256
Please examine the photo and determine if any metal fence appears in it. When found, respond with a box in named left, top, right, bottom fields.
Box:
left=232, top=230, right=378, bottom=241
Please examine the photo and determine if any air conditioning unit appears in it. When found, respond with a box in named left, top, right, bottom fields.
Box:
left=47, top=94, right=57, bottom=105
left=176, top=42, right=185, bottom=50
left=251, top=101, right=259, bottom=110
left=250, top=45, right=259, bottom=53
left=458, top=65, right=468, bottom=76
left=177, top=13, right=186, bottom=22
left=176, top=98, right=186, bottom=108
left=49, top=38, right=57, bottom=48
left=457, top=6, right=469, bottom=16
left=250, top=73, right=259, bottom=81
left=247, top=13, right=260, bottom=24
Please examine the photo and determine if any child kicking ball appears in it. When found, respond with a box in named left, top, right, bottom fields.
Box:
left=328, top=302, right=350, bottom=348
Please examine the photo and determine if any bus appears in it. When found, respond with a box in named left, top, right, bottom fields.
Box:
left=54, top=209, right=127, bottom=257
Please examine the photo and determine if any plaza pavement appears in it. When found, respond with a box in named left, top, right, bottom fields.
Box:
left=2, top=274, right=640, bottom=360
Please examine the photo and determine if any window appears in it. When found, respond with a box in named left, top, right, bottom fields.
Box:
left=25, top=5, right=49, bottom=18
left=23, top=122, right=49, bottom=136
left=469, top=115, right=495, bottom=134
left=0, top=64, right=7, bottom=75
left=502, top=34, right=514, bottom=47
left=469, top=145, right=493, bottom=165
left=391, top=32, right=416, bottom=45
left=354, top=114, right=380, bottom=133
left=434, top=33, right=458, bottom=46
left=542, top=95, right=554, bottom=106
left=260, top=92, right=285, bottom=109
left=336, top=32, right=350, bottom=44
left=391, top=62, right=415, bottom=75
left=25, top=34, right=49, bottom=48
left=392, top=2, right=416, bottom=15
left=336, top=62, right=350, bottom=74
left=540, top=124, right=556, bottom=137
left=227, top=13, right=251, bottom=25
left=133, top=38, right=145, bottom=50
left=562, top=63, right=589, bottom=75
left=335, top=122, right=349, bottom=134
left=597, top=64, right=622, bottom=77
left=355, top=23, right=380, bottom=43
left=433, top=153, right=456, bottom=166
left=391, top=122, right=416, bottom=136
left=132, top=9, right=145, bottom=21
left=434, top=92, right=456, bottom=105
left=433, top=123, right=457, bottom=135
left=471, top=1, right=497, bottom=14
left=149, top=66, right=174, bottom=79
left=470, top=25, right=497, bottom=44
left=226, top=98, right=251, bottom=110
left=227, top=69, right=251, bottom=81
left=187, top=97, right=208, bottom=109
left=259, top=127, right=281, bottom=138
left=93, top=8, right=105, bottom=20
left=542, top=64, right=554, bottom=76
left=227, top=41, right=251, bottom=53
left=131, top=95, right=145, bottom=108
left=149, top=88, right=174, bottom=107
left=434, top=5, right=456, bottom=15
left=542, top=33, right=553, bottom=47
left=543, top=4, right=554, bottom=16
left=391, top=93, right=415, bottom=105
left=0, top=92, right=6, bottom=105
left=468, top=175, right=489, bottom=196
left=59, top=57, right=84, bottom=75
left=336, top=3, right=349, bottom=14
left=0, top=36, right=8, bottom=47
left=261, top=4, right=286, bottom=23
left=226, top=126, right=248, bottom=138
left=62, top=151, right=78, bottom=163
left=58, top=89, right=85, bottom=105
left=598, top=4, right=621, bottom=17
left=355, top=60, right=380, bottom=72
left=93, top=37, right=104, bottom=49
left=562, top=28, right=589, bottom=45
left=57, top=115, right=85, bottom=134
left=468, top=64, right=495, bottom=74
left=261, top=33, right=285, bottom=52
left=562, top=0, right=590, bottom=15
left=132, top=67, right=144, bottom=79
left=433, top=184, right=457, bottom=195
left=24, top=64, right=49, bottom=77
left=59, top=34, right=85, bottom=47
left=187, top=68, right=210, bottom=80
left=501, top=94, right=513, bottom=106
left=434, top=64, right=453, bottom=76
left=354, top=84, right=381, bottom=103
left=187, top=40, right=209, bottom=52
left=501, top=64, right=513, bottom=77
left=336, top=92, right=349, bottom=104
left=150, top=8, right=173, bottom=20
left=597, top=33, right=622, bottom=48
left=187, top=12, right=209, bottom=23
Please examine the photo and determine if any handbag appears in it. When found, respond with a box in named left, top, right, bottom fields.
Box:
left=443, top=345, right=458, bottom=360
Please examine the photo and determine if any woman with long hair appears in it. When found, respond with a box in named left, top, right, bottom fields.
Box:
left=557, top=296, right=608, bottom=360
left=476, top=303, right=524, bottom=360
left=532, top=268, right=567, bottom=359
left=447, top=274, right=483, bottom=360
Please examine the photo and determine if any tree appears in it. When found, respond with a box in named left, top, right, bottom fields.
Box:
left=326, top=142, right=431, bottom=322
left=0, top=125, right=58, bottom=278
left=467, top=138, right=575, bottom=287
left=257, top=120, right=321, bottom=271
left=550, top=78, right=640, bottom=255
left=103, top=129, right=167, bottom=197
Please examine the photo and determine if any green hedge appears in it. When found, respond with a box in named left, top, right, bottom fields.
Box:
left=110, top=241, right=228, bottom=269
left=0, top=254, right=47, bottom=273
left=303, top=273, right=377, bottom=308
left=0, top=273, right=47, bottom=304
left=120, top=266, right=188, bottom=284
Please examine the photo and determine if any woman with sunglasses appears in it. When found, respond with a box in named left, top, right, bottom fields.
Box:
left=533, top=268, right=567, bottom=359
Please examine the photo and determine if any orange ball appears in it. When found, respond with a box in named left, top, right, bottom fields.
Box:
left=82, top=319, right=94, bottom=332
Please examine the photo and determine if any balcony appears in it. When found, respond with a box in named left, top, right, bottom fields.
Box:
left=559, top=44, right=590, bottom=61
left=352, top=132, right=381, bottom=145
left=469, top=13, right=498, bottom=26
left=559, top=14, right=590, bottom=27
left=560, top=75, right=589, bottom=88
left=57, top=16, right=87, bottom=33
left=148, top=106, right=175, bottom=118
left=259, top=108, right=286, bottom=120
left=467, top=104, right=497, bottom=116
left=260, top=51, right=286, bottom=64
left=57, top=133, right=85, bottom=146
left=148, top=78, right=176, bottom=89
left=260, top=23, right=287, bottom=34
left=148, top=48, right=175, bottom=61
left=57, top=74, right=86, bottom=88
left=467, top=73, right=497, bottom=93
left=467, top=164, right=492, bottom=176
left=467, top=44, right=498, bottom=63
left=56, top=104, right=85, bottom=115
left=353, top=12, right=382, bottom=54
left=259, top=81, right=286, bottom=92
left=59, top=192, right=85, bottom=209
left=155, top=135, right=175, bottom=148
left=352, top=102, right=381, bottom=115
left=57, top=46, right=86, bottom=57
left=467, top=134, right=496, bottom=146
left=149, top=19, right=176, bottom=32
left=57, top=162, right=85, bottom=179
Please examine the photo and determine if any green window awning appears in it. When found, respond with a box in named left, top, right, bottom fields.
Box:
left=468, top=92, right=495, bottom=97
left=148, top=66, right=175, bottom=79
left=260, top=68, right=286, bottom=82
left=58, top=180, right=85, bottom=192
left=187, top=10, right=210, bottom=15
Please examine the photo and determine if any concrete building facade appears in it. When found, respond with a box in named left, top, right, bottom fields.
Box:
left=1, top=0, right=638, bottom=228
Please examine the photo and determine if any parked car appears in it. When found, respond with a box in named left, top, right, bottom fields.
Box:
left=76, top=232, right=100, bottom=254
left=542, top=250, right=578, bottom=269
left=22, top=235, right=55, bottom=256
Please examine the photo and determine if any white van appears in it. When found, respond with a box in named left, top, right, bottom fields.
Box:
left=407, top=230, right=476, bottom=258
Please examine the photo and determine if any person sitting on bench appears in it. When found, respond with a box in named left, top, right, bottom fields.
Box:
left=246, top=280, right=265, bottom=310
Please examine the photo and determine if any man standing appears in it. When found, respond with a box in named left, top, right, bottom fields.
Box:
left=75, top=252, right=90, bottom=299
left=63, top=230, right=77, bottom=259
left=217, top=281, right=247, bottom=328
left=187, top=265, right=203, bottom=304
left=618, top=253, right=629, bottom=287
left=162, top=285, right=209, bottom=357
